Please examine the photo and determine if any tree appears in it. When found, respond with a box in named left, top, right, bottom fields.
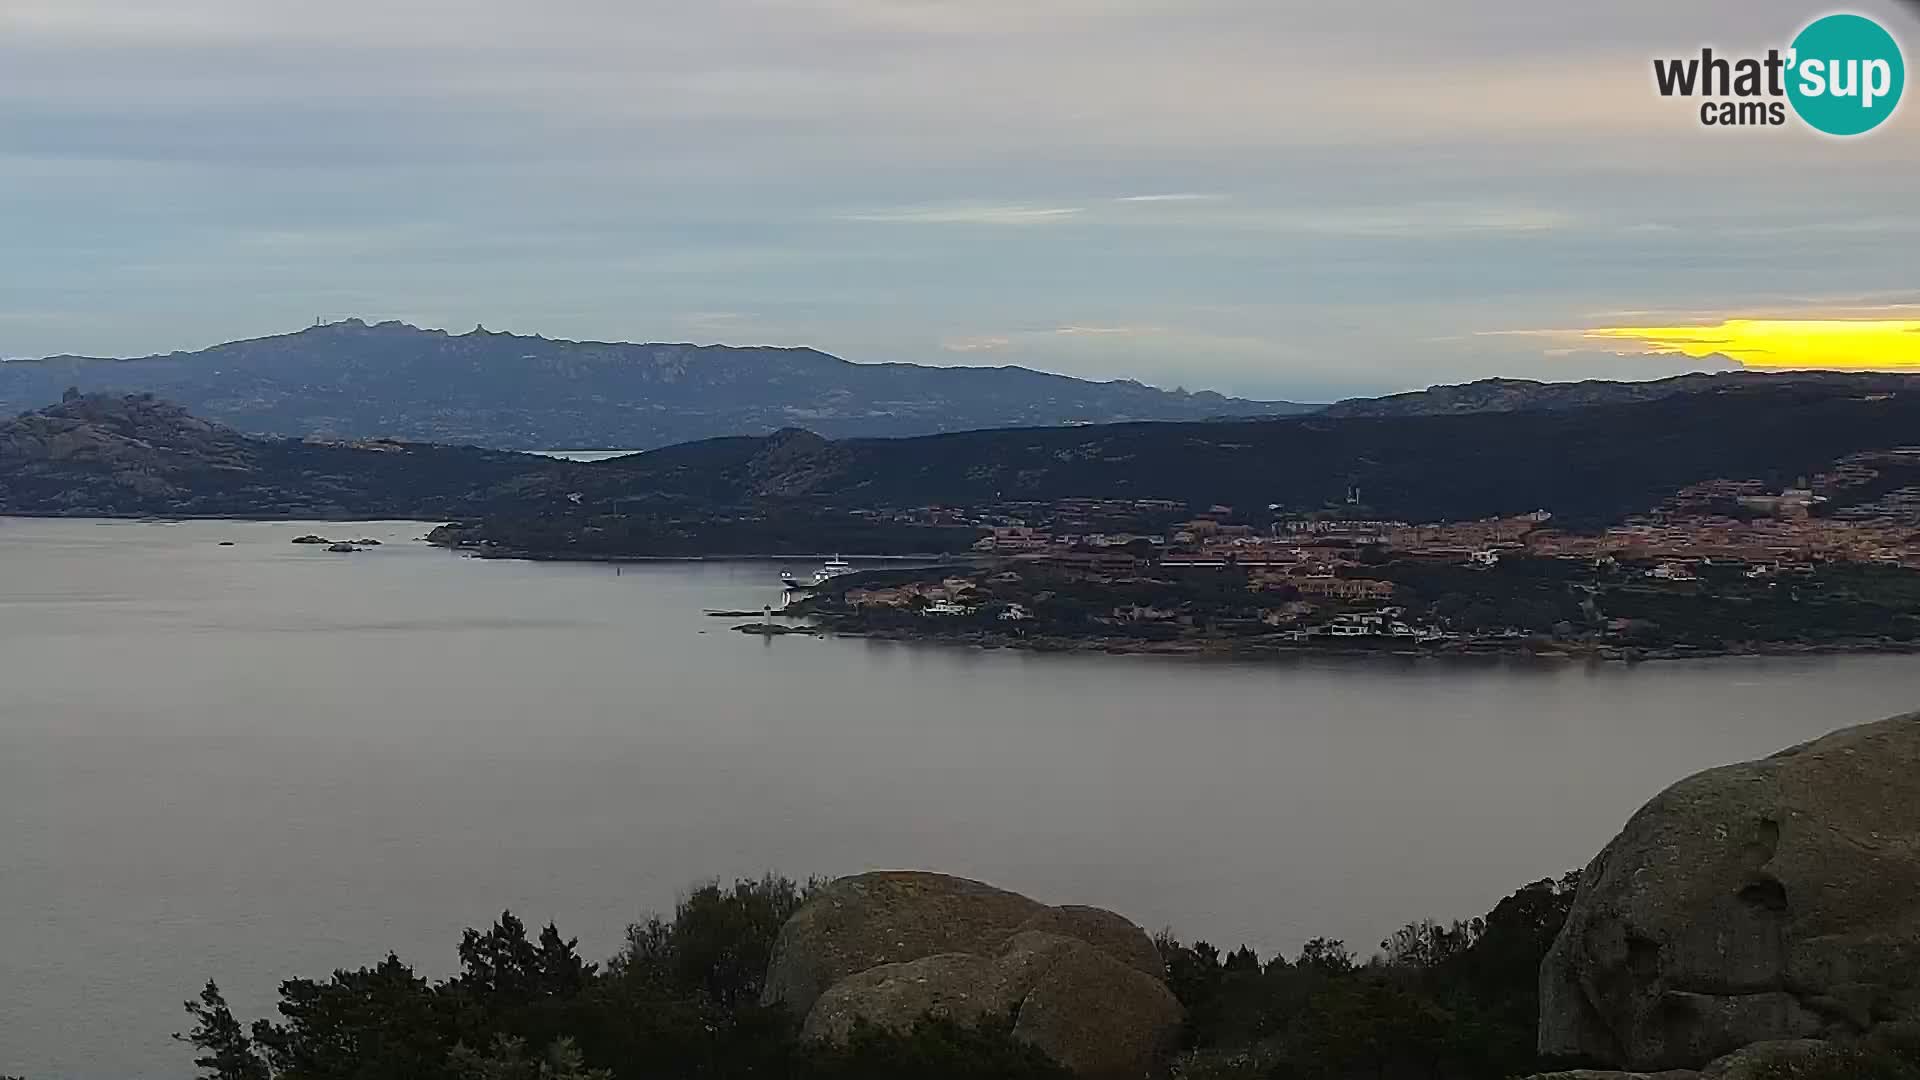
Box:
left=534, top=925, right=596, bottom=1000
left=250, top=954, right=450, bottom=1080
left=457, top=913, right=597, bottom=1003
left=459, top=913, right=543, bottom=999
left=449, top=1035, right=611, bottom=1080
left=1379, top=918, right=1477, bottom=970
left=1295, top=938, right=1355, bottom=975
left=176, top=981, right=269, bottom=1080
left=613, top=874, right=812, bottom=1008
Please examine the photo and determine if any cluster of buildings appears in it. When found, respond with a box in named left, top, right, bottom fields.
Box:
left=842, top=576, right=1033, bottom=620
left=1520, top=519, right=1920, bottom=576
left=1523, top=516, right=1920, bottom=568
left=834, top=460, right=1920, bottom=640
left=962, top=502, right=1555, bottom=569
left=890, top=476, right=1920, bottom=595
left=1540, top=451, right=1920, bottom=571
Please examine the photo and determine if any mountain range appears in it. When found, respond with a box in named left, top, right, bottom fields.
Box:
left=535, top=376, right=1920, bottom=527
left=8, top=375, right=1920, bottom=540
left=14, top=321, right=1912, bottom=456
left=0, top=320, right=1311, bottom=450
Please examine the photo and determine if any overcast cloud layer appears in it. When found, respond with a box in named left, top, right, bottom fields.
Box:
left=3, top=0, right=1917, bottom=399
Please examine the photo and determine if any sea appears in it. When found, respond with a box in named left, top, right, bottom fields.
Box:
left=4, top=516, right=1917, bottom=1079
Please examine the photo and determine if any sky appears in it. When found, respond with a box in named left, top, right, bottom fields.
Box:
left=3, top=0, right=1918, bottom=402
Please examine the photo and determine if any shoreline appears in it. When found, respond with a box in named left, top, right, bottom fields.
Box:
left=0, top=512, right=452, bottom=524
left=439, top=543, right=980, bottom=564
left=795, top=622, right=1920, bottom=665
left=15, top=517, right=1915, bottom=666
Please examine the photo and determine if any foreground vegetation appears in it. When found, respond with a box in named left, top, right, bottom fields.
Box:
left=174, top=876, right=1068, bottom=1080
left=163, top=872, right=1597, bottom=1080
left=0, top=867, right=1903, bottom=1080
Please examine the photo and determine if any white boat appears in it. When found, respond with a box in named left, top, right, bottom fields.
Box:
left=780, top=557, right=856, bottom=589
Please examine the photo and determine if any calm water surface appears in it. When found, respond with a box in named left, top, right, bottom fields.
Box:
left=6, top=516, right=1920, bottom=1079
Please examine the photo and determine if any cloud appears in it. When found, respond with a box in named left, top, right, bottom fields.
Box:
left=676, top=311, right=756, bottom=331
left=1115, top=193, right=1225, bottom=203
left=1306, top=205, right=1574, bottom=236
left=1093, top=201, right=1578, bottom=236
left=1054, top=324, right=1161, bottom=336
left=838, top=204, right=1087, bottom=225
left=941, top=324, right=1166, bottom=351
left=941, top=336, right=1014, bottom=352
left=5, top=0, right=1919, bottom=401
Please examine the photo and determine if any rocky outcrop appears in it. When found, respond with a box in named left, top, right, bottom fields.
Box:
left=765, top=871, right=1180, bottom=1079
left=0, top=392, right=546, bottom=518
left=1526, top=1038, right=1839, bottom=1080
left=1540, top=711, right=1920, bottom=1071
left=1008, top=904, right=1167, bottom=981
left=743, top=428, right=850, bottom=499
left=803, top=952, right=1014, bottom=1039
left=1004, top=934, right=1182, bottom=1079
left=0, top=391, right=253, bottom=472
left=762, top=871, right=1051, bottom=1016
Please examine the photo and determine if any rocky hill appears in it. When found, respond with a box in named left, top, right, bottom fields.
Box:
left=1321, top=370, right=1920, bottom=419
left=0, top=320, right=1309, bottom=450
left=518, top=376, right=1920, bottom=528
left=0, top=391, right=547, bottom=518
left=14, top=377, right=1920, bottom=537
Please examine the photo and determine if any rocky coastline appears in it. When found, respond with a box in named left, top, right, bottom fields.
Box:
left=798, top=620, right=1920, bottom=665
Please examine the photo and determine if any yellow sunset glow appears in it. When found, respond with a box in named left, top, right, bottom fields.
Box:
left=1583, top=319, right=1920, bottom=370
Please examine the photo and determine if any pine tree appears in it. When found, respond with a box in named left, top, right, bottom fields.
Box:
left=176, top=981, right=269, bottom=1080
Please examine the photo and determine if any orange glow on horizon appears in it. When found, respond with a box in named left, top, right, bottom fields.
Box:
left=1584, top=319, right=1920, bottom=370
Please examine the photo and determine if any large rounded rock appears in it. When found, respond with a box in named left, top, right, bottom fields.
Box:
left=762, top=871, right=1046, bottom=1015
left=767, top=872, right=1182, bottom=1079
left=803, top=953, right=1017, bottom=1041
left=1541, top=712, right=1920, bottom=1071
left=1011, top=905, right=1165, bottom=981
left=1011, top=939, right=1183, bottom=1079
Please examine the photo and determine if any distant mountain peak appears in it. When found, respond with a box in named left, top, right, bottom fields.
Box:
left=304, top=317, right=430, bottom=336
left=1, top=323, right=1311, bottom=450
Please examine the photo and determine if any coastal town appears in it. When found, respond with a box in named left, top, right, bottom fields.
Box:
left=787, top=451, right=1920, bottom=658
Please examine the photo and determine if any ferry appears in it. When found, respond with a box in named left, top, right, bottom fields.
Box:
left=780, top=557, right=855, bottom=589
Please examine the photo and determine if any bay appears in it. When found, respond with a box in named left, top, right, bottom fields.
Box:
left=4, top=517, right=1916, bottom=1079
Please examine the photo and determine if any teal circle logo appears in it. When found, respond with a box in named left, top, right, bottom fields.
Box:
left=1787, top=13, right=1905, bottom=135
